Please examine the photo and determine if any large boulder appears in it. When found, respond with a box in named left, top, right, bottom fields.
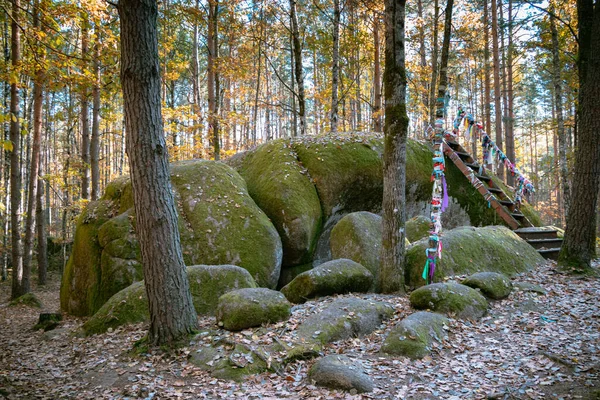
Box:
left=330, top=212, right=382, bottom=289
left=280, top=259, right=373, bottom=303
left=216, top=288, right=291, bottom=331
left=380, top=311, right=448, bottom=359
left=462, top=272, right=512, bottom=300
left=409, top=282, right=488, bottom=320
left=62, top=160, right=282, bottom=316
left=406, top=215, right=430, bottom=242
left=296, top=298, right=394, bottom=344
left=308, top=355, right=374, bottom=393
left=405, top=226, right=545, bottom=289
left=230, top=140, right=322, bottom=267
left=83, top=265, right=257, bottom=335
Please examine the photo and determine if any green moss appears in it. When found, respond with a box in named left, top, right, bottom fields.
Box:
left=234, top=140, right=323, bottom=267
left=277, top=263, right=313, bottom=289
left=9, top=293, right=42, bottom=308
left=405, top=225, right=545, bottom=289
left=280, top=259, right=373, bottom=303
left=216, top=288, right=291, bottom=331
left=409, top=282, right=488, bottom=320
left=283, top=343, right=322, bottom=364
left=97, top=210, right=136, bottom=249
left=189, top=343, right=272, bottom=382
left=406, top=215, right=430, bottom=242
left=170, top=160, right=282, bottom=288
left=101, top=176, right=134, bottom=214
left=83, top=281, right=149, bottom=335
left=60, top=200, right=115, bottom=316
left=292, top=134, right=383, bottom=219
left=380, top=311, right=448, bottom=359
left=99, top=255, right=143, bottom=307
left=462, top=272, right=512, bottom=300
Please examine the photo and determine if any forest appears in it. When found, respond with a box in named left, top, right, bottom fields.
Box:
left=1, top=0, right=599, bottom=398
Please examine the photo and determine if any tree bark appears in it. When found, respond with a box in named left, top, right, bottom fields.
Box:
left=428, top=0, right=439, bottom=126
left=208, top=0, right=220, bottom=159
left=81, top=14, right=90, bottom=199
left=36, top=174, right=47, bottom=285
left=91, top=26, right=101, bottom=200
left=372, top=15, right=382, bottom=132
left=417, top=0, right=427, bottom=129
left=330, top=0, right=340, bottom=133
left=505, top=0, right=515, bottom=186
left=290, top=0, right=306, bottom=135
left=118, top=0, right=198, bottom=345
left=380, top=0, right=408, bottom=294
left=435, top=0, right=453, bottom=120
left=10, top=0, right=25, bottom=299
left=491, top=0, right=503, bottom=179
left=483, top=0, right=492, bottom=135
left=559, top=1, right=600, bottom=271
left=550, top=7, right=570, bottom=217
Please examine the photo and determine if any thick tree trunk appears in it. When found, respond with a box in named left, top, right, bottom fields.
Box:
left=290, top=0, right=306, bottom=135
left=550, top=8, right=570, bottom=216
left=435, top=0, right=453, bottom=120
left=372, top=15, right=382, bottom=132
left=118, top=0, right=198, bottom=345
left=380, top=0, right=408, bottom=294
left=91, top=28, right=101, bottom=200
left=428, top=0, right=439, bottom=126
left=81, top=15, right=90, bottom=199
left=491, top=0, right=503, bottom=179
left=559, top=1, right=600, bottom=271
left=10, top=0, right=25, bottom=299
left=330, top=0, right=340, bottom=133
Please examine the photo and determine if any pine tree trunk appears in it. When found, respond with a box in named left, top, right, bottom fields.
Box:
left=10, top=0, right=25, bottom=299
left=208, top=0, right=220, bottom=159
left=491, top=0, right=503, bottom=179
left=118, top=0, right=198, bottom=345
left=417, top=0, right=427, bottom=129
left=483, top=0, right=492, bottom=135
left=290, top=0, right=306, bottom=135
left=91, top=27, right=101, bottom=200
left=505, top=0, right=515, bottom=186
left=428, top=0, right=439, bottom=126
left=330, top=0, right=340, bottom=134
left=559, top=0, right=600, bottom=271
left=191, top=0, right=202, bottom=158
left=550, top=8, right=570, bottom=216
left=372, top=15, right=382, bottom=132
left=380, top=0, right=408, bottom=294
left=36, top=175, right=47, bottom=285
left=81, top=15, right=90, bottom=199
left=435, top=0, right=453, bottom=120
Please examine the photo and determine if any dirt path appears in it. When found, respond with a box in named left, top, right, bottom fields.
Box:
left=1, top=262, right=599, bottom=399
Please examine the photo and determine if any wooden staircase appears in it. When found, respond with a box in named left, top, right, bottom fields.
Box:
left=443, top=139, right=562, bottom=260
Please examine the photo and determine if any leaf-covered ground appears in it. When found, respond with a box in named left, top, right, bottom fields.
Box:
left=1, top=261, right=599, bottom=399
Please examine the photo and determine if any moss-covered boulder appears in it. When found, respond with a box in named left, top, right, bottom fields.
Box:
left=63, top=160, right=282, bottom=317
left=406, top=215, right=430, bottom=243
left=409, top=282, right=488, bottom=320
left=232, top=140, right=322, bottom=267
left=280, top=259, right=373, bottom=303
left=9, top=293, right=42, bottom=308
left=330, top=212, right=382, bottom=289
left=462, top=272, right=512, bottom=300
left=216, top=288, right=291, bottom=331
left=308, top=355, right=374, bottom=393
left=297, top=298, right=394, bottom=344
left=380, top=311, right=448, bottom=359
left=83, top=265, right=257, bottom=335
left=60, top=200, right=116, bottom=316
left=405, top=226, right=544, bottom=289
left=277, top=263, right=313, bottom=289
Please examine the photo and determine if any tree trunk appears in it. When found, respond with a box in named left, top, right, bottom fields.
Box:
left=559, top=0, right=600, bottom=271
left=118, top=0, right=198, bottom=345
left=290, top=0, right=306, bottom=135
left=417, top=0, right=427, bottom=130
left=550, top=7, right=570, bottom=216
left=81, top=14, right=90, bottom=199
left=428, top=0, right=439, bottom=126
left=36, top=174, right=47, bottom=285
left=192, top=0, right=202, bottom=158
left=505, top=0, right=515, bottom=186
left=91, top=27, right=101, bottom=200
left=330, top=0, right=340, bottom=134
left=435, top=0, right=453, bottom=120
left=10, top=0, right=25, bottom=299
left=372, top=15, right=382, bottom=132
left=380, top=0, right=408, bottom=294
left=491, top=0, right=503, bottom=179
left=483, top=0, right=492, bottom=135
left=208, top=0, right=220, bottom=159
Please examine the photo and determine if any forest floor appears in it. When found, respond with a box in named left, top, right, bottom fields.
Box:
left=1, top=261, right=599, bottom=400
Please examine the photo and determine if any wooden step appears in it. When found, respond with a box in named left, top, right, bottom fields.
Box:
left=465, top=162, right=480, bottom=171
left=455, top=151, right=472, bottom=159
left=488, top=187, right=503, bottom=194
left=499, top=200, right=515, bottom=207
left=526, top=238, right=564, bottom=250
left=538, top=248, right=561, bottom=261
left=476, top=174, right=491, bottom=181
left=514, top=227, right=559, bottom=240
left=446, top=140, right=460, bottom=149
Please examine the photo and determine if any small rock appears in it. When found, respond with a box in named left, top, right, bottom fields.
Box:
left=513, top=282, right=547, bottom=295
left=216, top=288, right=291, bottom=331
left=380, top=311, right=449, bottom=359
left=462, top=272, right=512, bottom=300
left=308, top=355, right=374, bottom=393
left=410, top=282, right=488, bottom=320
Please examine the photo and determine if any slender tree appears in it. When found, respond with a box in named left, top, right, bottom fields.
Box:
left=91, top=26, right=101, bottom=200
left=81, top=13, right=91, bottom=199
left=491, top=0, right=504, bottom=179
left=118, top=0, right=198, bottom=345
left=558, top=0, right=600, bottom=271
left=290, top=0, right=306, bottom=135
left=380, top=0, right=408, bottom=293
left=428, top=0, right=439, bottom=126
left=435, top=0, right=453, bottom=119
left=330, top=0, right=340, bottom=133
left=372, top=15, right=382, bottom=132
